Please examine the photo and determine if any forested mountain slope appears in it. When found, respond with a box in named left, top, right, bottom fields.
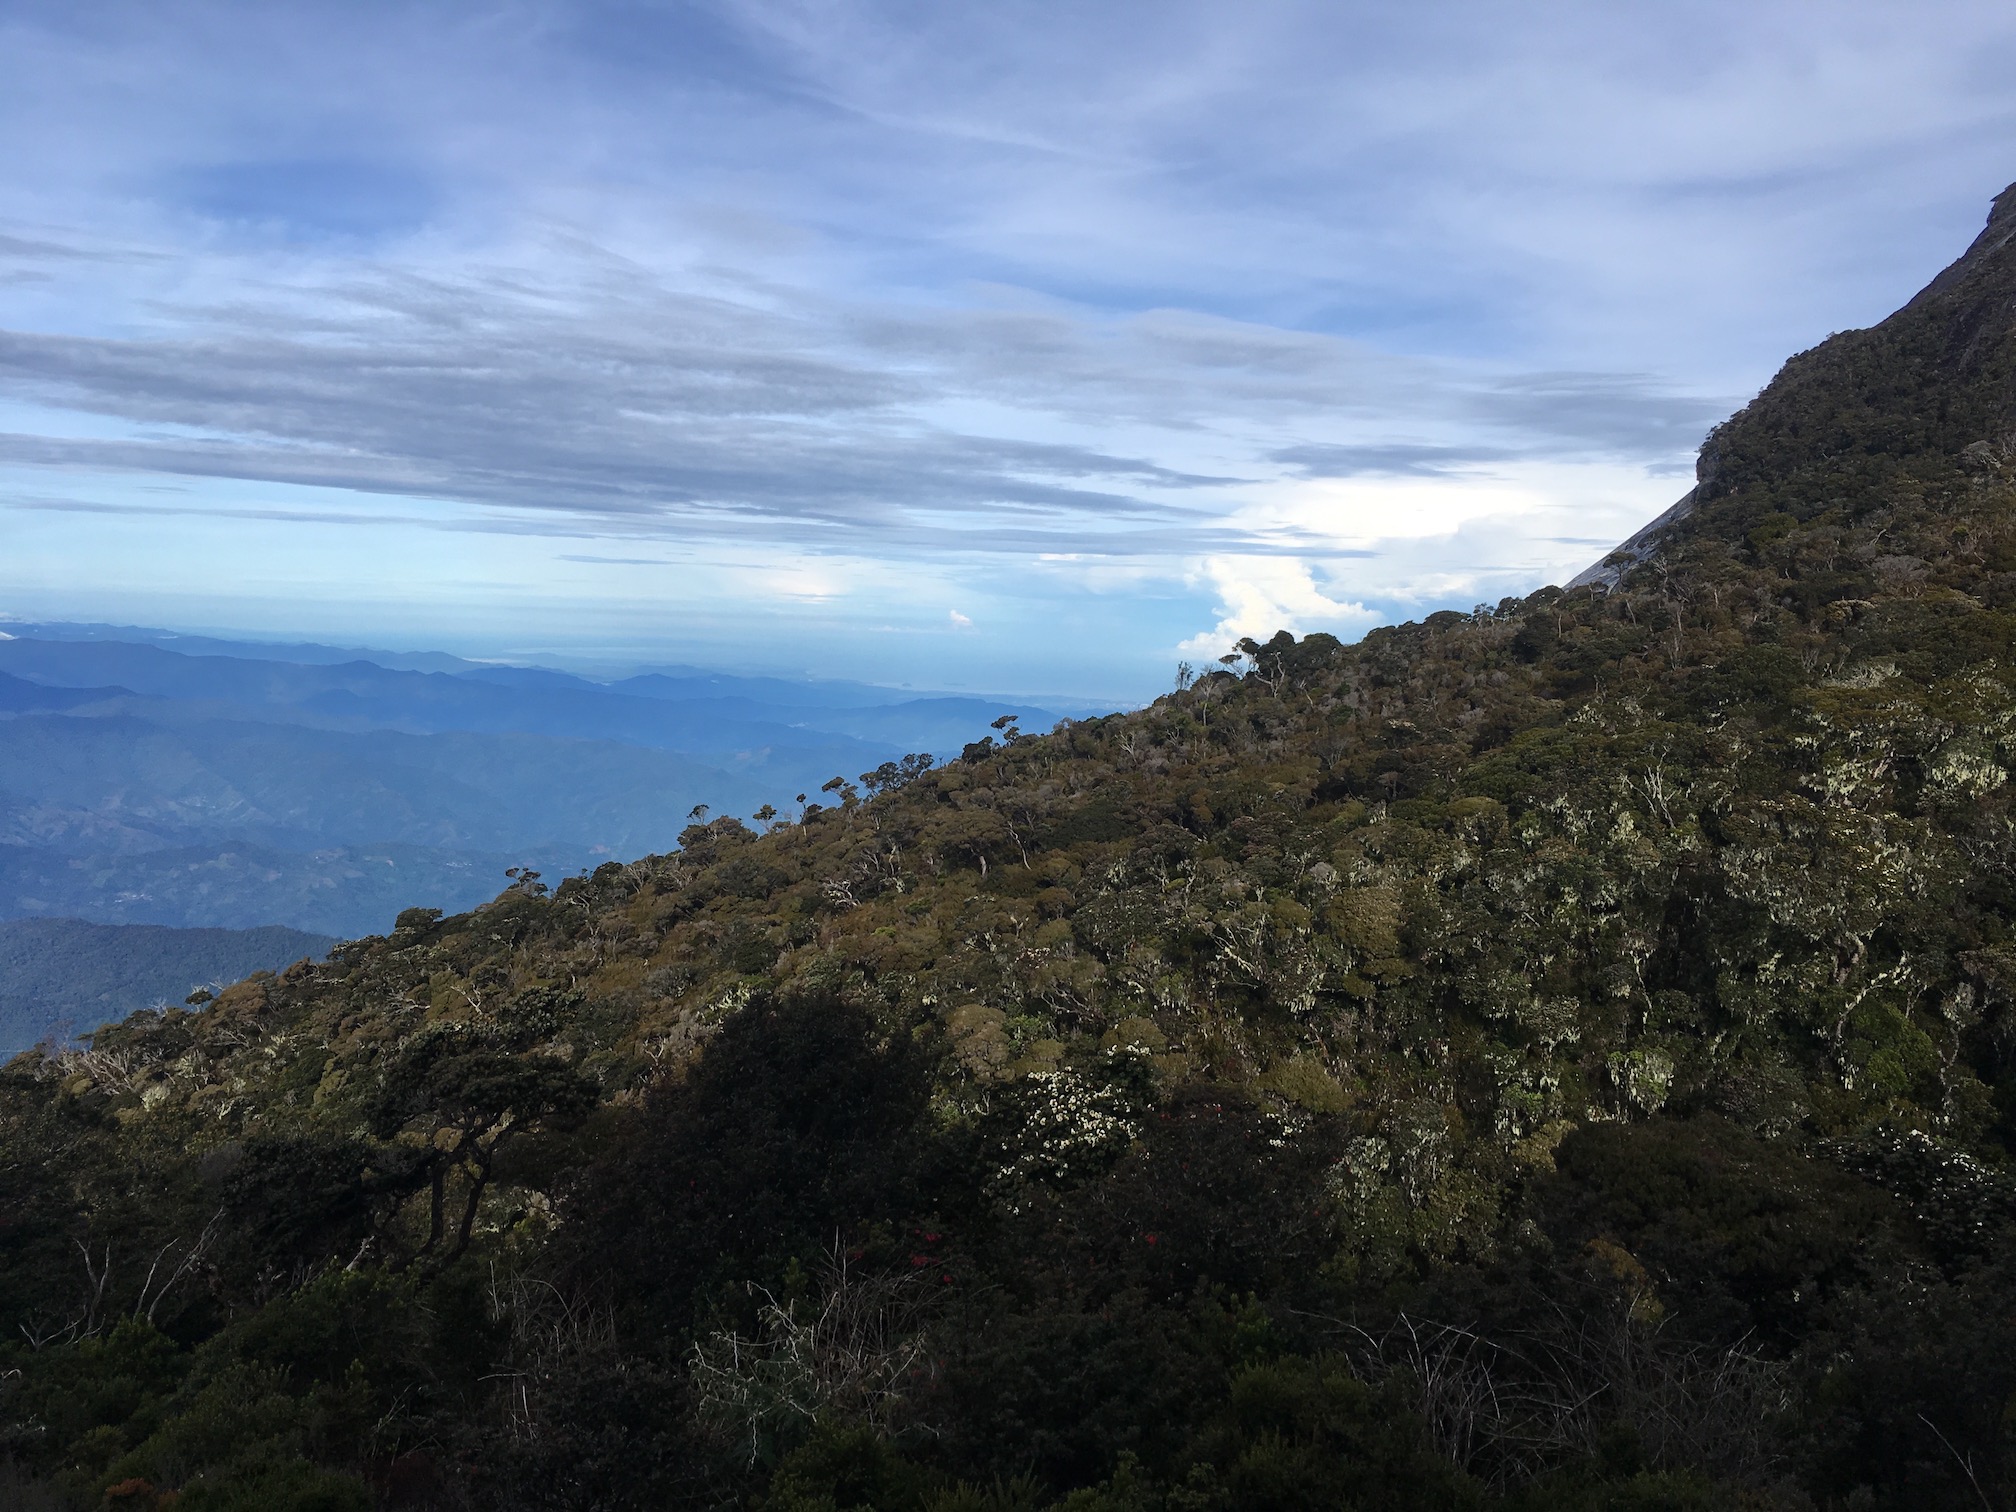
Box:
left=12, top=186, right=2016, bottom=1510
left=0, top=919, right=334, bottom=1056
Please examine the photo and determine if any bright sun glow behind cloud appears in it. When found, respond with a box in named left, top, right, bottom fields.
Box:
left=1173, top=459, right=1675, bottom=657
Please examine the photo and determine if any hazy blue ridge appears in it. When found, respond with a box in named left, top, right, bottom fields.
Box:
left=0, top=712, right=768, bottom=855
left=0, top=670, right=130, bottom=713
left=2, top=623, right=1077, bottom=709
left=0, top=839, right=574, bottom=936
left=0, top=637, right=1065, bottom=759
left=0, top=916, right=335, bottom=1055
left=0, top=624, right=1098, bottom=935
left=0, top=622, right=489, bottom=674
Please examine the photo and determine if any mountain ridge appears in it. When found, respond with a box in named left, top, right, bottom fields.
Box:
left=1574, top=177, right=2016, bottom=590
left=11, top=184, right=2016, bottom=1509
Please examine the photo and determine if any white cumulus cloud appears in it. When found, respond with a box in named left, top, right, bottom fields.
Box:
left=1178, top=556, right=1380, bottom=659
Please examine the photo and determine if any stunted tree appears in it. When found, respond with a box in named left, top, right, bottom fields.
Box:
left=369, top=1036, right=596, bottom=1271
left=861, top=752, right=934, bottom=797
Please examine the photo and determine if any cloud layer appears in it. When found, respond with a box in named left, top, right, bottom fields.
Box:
left=1, top=0, right=2011, bottom=691
left=0, top=238, right=1724, bottom=557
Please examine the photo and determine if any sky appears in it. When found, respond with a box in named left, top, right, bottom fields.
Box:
left=1, top=1, right=2014, bottom=699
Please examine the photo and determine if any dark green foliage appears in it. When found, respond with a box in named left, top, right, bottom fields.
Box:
left=927, top=1293, right=1241, bottom=1488
left=216, top=1133, right=383, bottom=1287
left=1536, top=1116, right=1912, bottom=1343
left=174, top=1460, right=370, bottom=1512
left=1799, top=1247, right=2016, bottom=1511
left=1202, top=1355, right=1482, bottom=1512
left=990, top=1088, right=1343, bottom=1306
left=570, top=992, right=945, bottom=1332
left=764, top=1426, right=934, bottom=1512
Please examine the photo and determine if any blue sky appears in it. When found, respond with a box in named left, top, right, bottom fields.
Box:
left=1, top=0, right=2013, bottom=698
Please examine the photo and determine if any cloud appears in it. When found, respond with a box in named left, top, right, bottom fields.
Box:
left=0, top=231, right=97, bottom=261
left=1271, top=442, right=1519, bottom=478
left=4, top=490, right=440, bottom=529
left=1177, top=556, right=1381, bottom=658
left=0, top=245, right=1718, bottom=565
left=0, top=261, right=1261, bottom=550
left=1469, top=373, right=1730, bottom=460
left=949, top=609, right=973, bottom=627
left=2, top=0, right=2011, bottom=694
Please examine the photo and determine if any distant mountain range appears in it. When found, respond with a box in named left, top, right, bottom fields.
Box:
left=0, top=916, right=335, bottom=1055
left=0, top=623, right=1098, bottom=935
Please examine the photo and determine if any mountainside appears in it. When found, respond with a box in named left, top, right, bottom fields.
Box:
left=0, top=919, right=335, bottom=1056
left=12, top=188, right=2016, bottom=1510
left=0, top=635, right=1072, bottom=934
